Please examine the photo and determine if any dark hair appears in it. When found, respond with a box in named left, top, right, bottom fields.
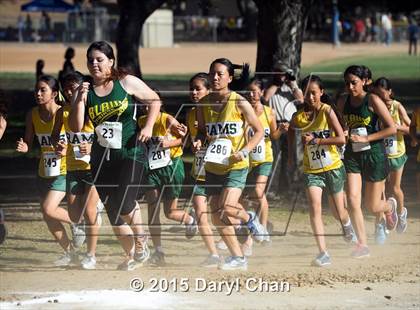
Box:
left=301, top=74, right=335, bottom=106
left=36, top=75, right=60, bottom=102
left=61, top=71, right=85, bottom=88
left=86, top=41, right=127, bottom=82
left=373, top=77, right=392, bottom=90
left=209, top=58, right=250, bottom=91
left=36, top=59, right=45, bottom=80
left=210, top=58, right=236, bottom=76
left=361, top=65, right=372, bottom=81
left=343, top=65, right=365, bottom=80
left=189, top=72, right=210, bottom=89
left=248, top=78, right=263, bottom=90
left=64, top=47, right=75, bottom=60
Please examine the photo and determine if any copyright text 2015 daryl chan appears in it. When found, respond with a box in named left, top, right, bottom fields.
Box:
left=130, top=277, right=291, bottom=295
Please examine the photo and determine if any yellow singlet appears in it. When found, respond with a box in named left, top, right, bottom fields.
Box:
left=294, top=104, right=342, bottom=174
left=32, top=106, right=67, bottom=177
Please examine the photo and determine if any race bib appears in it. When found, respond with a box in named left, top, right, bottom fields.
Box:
left=250, top=139, right=265, bottom=162
left=351, top=127, right=371, bottom=152
left=95, top=121, right=122, bottom=149
left=148, top=146, right=172, bottom=170
left=307, top=145, right=332, bottom=170
left=193, top=149, right=206, bottom=178
left=384, top=135, right=397, bottom=155
left=43, top=152, right=61, bottom=177
left=204, top=138, right=232, bottom=165
left=73, top=145, right=91, bottom=164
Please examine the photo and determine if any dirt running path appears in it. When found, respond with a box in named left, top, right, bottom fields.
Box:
left=0, top=42, right=408, bottom=74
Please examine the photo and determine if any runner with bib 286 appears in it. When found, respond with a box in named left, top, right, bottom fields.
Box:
left=194, top=58, right=267, bottom=271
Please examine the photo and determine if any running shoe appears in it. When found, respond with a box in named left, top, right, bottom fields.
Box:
left=396, top=207, right=408, bottom=234
left=117, top=257, right=137, bottom=271
left=134, top=237, right=150, bottom=264
left=71, top=222, right=86, bottom=248
left=218, top=256, right=247, bottom=271
left=375, top=220, right=387, bottom=245
left=81, top=254, right=96, bottom=270
left=246, top=211, right=266, bottom=242
left=311, top=251, right=331, bottom=267
left=351, top=244, right=370, bottom=259
left=185, top=209, right=198, bottom=239
left=216, top=239, right=228, bottom=250
left=385, top=197, right=398, bottom=231
left=54, top=250, right=79, bottom=267
left=343, top=222, right=358, bottom=243
left=200, top=254, right=222, bottom=268
left=148, top=250, right=166, bottom=267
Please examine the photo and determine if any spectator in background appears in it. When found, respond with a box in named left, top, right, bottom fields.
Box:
left=40, top=11, right=51, bottom=31
left=354, top=17, right=366, bottom=42
left=408, top=19, right=419, bottom=56
left=371, top=14, right=380, bottom=43
left=25, top=14, right=32, bottom=31
left=36, top=59, right=45, bottom=80
left=364, top=16, right=372, bottom=42
left=17, top=15, right=24, bottom=42
left=381, top=12, right=393, bottom=46
left=263, top=62, right=304, bottom=195
left=58, top=47, right=76, bottom=85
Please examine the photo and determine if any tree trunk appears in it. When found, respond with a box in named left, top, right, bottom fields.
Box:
left=254, top=0, right=313, bottom=78
left=116, top=0, right=166, bottom=78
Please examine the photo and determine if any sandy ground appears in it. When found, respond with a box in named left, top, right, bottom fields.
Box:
left=0, top=42, right=409, bottom=75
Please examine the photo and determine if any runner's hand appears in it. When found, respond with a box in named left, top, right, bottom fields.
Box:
left=350, top=134, right=369, bottom=143
left=16, top=138, right=28, bottom=153
left=77, top=82, right=90, bottom=102
left=192, top=140, right=202, bottom=153
left=138, top=125, right=153, bottom=142
left=55, top=140, right=67, bottom=156
left=79, top=142, right=91, bottom=155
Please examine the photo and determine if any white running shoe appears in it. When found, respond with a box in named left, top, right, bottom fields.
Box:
left=54, top=250, right=79, bottom=267
left=216, top=239, right=228, bottom=250
left=246, top=211, right=266, bottom=242
left=134, top=237, right=150, bottom=264
left=218, top=256, right=247, bottom=271
left=81, top=254, right=96, bottom=270
left=117, top=257, right=137, bottom=271
left=200, top=254, right=222, bottom=268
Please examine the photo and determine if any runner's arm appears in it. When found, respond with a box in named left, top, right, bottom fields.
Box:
left=69, top=82, right=89, bottom=132
left=397, top=103, right=411, bottom=135
left=16, top=111, right=34, bottom=153
left=236, top=95, right=263, bottom=153
left=121, top=75, right=161, bottom=142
